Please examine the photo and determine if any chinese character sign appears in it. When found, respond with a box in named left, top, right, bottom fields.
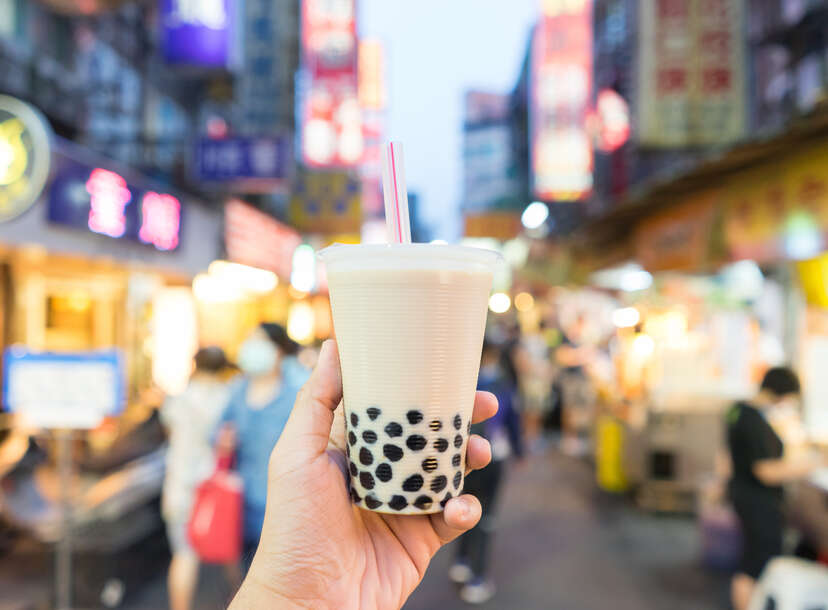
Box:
left=637, top=0, right=745, bottom=147
left=139, top=192, right=181, bottom=250
left=87, top=168, right=131, bottom=238
left=193, top=136, right=291, bottom=189
left=160, top=0, right=232, bottom=67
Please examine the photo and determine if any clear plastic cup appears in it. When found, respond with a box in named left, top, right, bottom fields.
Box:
left=318, top=244, right=500, bottom=514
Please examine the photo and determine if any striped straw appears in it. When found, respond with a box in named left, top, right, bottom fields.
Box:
left=381, top=141, right=412, bottom=244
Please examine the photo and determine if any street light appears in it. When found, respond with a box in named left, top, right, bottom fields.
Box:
left=521, top=201, right=549, bottom=230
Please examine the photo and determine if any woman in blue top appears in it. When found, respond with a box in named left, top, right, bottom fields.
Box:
left=217, top=323, right=310, bottom=559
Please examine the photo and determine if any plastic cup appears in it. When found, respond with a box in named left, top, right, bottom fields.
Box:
left=318, top=243, right=500, bottom=514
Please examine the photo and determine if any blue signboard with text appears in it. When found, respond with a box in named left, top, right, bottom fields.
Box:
left=193, top=136, right=291, bottom=189
left=160, top=0, right=233, bottom=67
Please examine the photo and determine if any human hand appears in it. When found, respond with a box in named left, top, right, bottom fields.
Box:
left=230, top=340, right=497, bottom=610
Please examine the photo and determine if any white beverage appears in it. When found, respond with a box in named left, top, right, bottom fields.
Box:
left=320, top=244, right=498, bottom=514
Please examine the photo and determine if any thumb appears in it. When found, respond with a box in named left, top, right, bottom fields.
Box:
left=277, top=340, right=343, bottom=461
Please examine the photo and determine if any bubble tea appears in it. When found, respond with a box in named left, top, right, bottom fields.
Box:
left=319, top=244, right=498, bottom=514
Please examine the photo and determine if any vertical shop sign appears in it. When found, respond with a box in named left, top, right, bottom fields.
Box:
left=530, top=0, right=594, bottom=201
left=637, top=0, right=745, bottom=147
left=300, top=0, right=362, bottom=167
left=160, top=0, right=232, bottom=67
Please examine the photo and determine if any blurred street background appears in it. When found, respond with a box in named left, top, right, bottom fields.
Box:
left=1, top=0, right=828, bottom=608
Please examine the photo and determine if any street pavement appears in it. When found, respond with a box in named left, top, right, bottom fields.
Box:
left=0, top=450, right=729, bottom=610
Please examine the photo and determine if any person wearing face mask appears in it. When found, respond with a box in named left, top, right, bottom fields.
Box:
left=450, top=338, right=523, bottom=604
left=726, top=367, right=827, bottom=610
left=216, top=323, right=310, bottom=564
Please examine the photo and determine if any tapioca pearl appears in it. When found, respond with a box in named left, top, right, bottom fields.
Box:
left=384, top=422, right=403, bottom=438
left=429, top=419, right=442, bottom=431
left=453, top=414, right=462, bottom=430
left=453, top=471, right=462, bottom=490
left=345, top=443, right=350, bottom=457
left=451, top=454, right=462, bottom=468
left=454, top=434, right=463, bottom=449
left=422, top=457, right=438, bottom=473
left=366, top=407, right=381, bottom=421
left=406, top=409, right=423, bottom=425
left=376, top=462, right=393, bottom=482
left=402, top=474, right=424, bottom=492
left=414, top=495, right=433, bottom=510
left=388, top=495, right=408, bottom=511
left=383, top=444, right=403, bottom=462
left=406, top=435, right=427, bottom=451
left=362, top=430, right=377, bottom=444
left=348, top=431, right=357, bottom=446
left=350, top=413, right=359, bottom=428
left=359, top=471, right=375, bottom=490
left=434, top=438, right=449, bottom=452
left=430, top=475, right=447, bottom=493
left=364, top=494, right=383, bottom=510
left=359, top=447, right=374, bottom=466
left=349, top=462, right=358, bottom=477
left=350, top=487, right=362, bottom=503
left=440, top=492, right=453, bottom=508
left=466, top=420, right=471, bottom=434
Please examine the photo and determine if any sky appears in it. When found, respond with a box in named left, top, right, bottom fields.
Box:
left=359, top=0, right=540, bottom=240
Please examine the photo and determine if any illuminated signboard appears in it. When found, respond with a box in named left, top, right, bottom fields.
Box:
left=530, top=0, right=594, bottom=201
left=299, top=0, right=362, bottom=168
left=160, top=0, right=232, bottom=67
left=48, top=158, right=182, bottom=251
left=0, top=95, right=51, bottom=222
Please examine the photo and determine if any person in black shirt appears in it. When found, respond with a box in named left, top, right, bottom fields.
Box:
left=726, top=367, right=824, bottom=610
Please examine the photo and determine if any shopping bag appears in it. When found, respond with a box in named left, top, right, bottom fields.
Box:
left=187, top=451, right=243, bottom=563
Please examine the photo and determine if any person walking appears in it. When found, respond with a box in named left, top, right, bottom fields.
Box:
left=161, top=347, right=235, bottom=610
left=216, top=323, right=310, bottom=565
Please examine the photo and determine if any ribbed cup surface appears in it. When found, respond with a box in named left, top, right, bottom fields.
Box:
left=328, top=267, right=492, bottom=514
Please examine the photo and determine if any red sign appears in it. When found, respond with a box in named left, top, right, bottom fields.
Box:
left=530, top=1, right=594, bottom=201
left=225, top=199, right=302, bottom=280
left=300, top=0, right=362, bottom=168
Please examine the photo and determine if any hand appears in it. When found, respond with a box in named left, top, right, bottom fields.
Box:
left=230, top=340, right=497, bottom=610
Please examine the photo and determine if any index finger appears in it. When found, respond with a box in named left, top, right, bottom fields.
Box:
left=471, top=391, right=498, bottom=424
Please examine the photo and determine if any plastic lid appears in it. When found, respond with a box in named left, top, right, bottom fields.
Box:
left=317, top=243, right=502, bottom=273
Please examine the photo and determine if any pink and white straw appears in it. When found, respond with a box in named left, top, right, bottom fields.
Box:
left=381, top=141, right=412, bottom=244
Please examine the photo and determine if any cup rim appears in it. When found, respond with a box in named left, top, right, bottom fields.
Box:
left=317, top=243, right=502, bottom=269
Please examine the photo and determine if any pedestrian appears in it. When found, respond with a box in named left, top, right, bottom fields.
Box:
left=161, top=347, right=236, bottom=610
left=450, top=338, right=524, bottom=604
left=215, top=323, right=310, bottom=567
left=726, top=366, right=826, bottom=610
left=228, top=339, right=497, bottom=610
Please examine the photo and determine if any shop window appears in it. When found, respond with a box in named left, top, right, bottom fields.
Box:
left=45, top=293, right=94, bottom=351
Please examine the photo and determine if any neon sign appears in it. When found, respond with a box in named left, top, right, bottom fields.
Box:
left=87, top=168, right=131, bottom=238
left=139, top=192, right=181, bottom=251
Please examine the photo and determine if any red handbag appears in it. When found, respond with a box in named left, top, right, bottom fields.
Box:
left=187, top=450, right=243, bottom=563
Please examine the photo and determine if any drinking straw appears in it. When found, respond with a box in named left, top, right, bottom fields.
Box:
left=381, top=141, right=412, bottom=244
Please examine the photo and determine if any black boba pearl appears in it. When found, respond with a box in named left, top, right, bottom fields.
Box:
left=389, top=495, right=408, bottom=511
left=406, top=435, right=427, bottom=451
left=350, top=413, right=359, bottom=427
left=430, top=475, right=447, bottom=493
left=452, top=454, right=462, bottom=468
left=453, top=414, right=462, bottom=429
left=402, top=474, right=424, bottom=492
left=350, top=487, right=362, bottom=503
left=366, top=407, right=381, bottom=421
left=414, top=495, right=433, bottom=510
left=359, top=447, right=374, bottom=466
left=364, top=494, right=383, bottom=509
left=384, top=422, right=403, bottom=438
left=383, top=444, right=403, bottom=462
left=434, top=438, right=449, bottom=452
left=407, top=409, right=424, bottom=425
left=348, top=431, right=357, bottom=446
left=345, top=443, right=350, bottom=457
left=422, top=457, right=438, bottom=472
left=467, top=420, right=471, bottom=434
left=440, top=492, right=453, bottom=508
left=359, top=471, right=375, bottom=490
left=376, top=463, right=393, bottom=482
left=454, top=434, right=463, bottom=448
left=453, top=471, right=462, bottom=489
left=362, top=430, right=377, bottom=444
left=429, top=419, right=442, bottom=431
left=349, top=462, right=358, bottom=477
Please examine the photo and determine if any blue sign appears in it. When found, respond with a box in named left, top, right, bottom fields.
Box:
left=193, top=136, right=291, bottom=184
left=3, top=349, right=125, bottom=428
left=160, top=0, right=232, bottom=67
left=48, top=155, right=183, bottom=251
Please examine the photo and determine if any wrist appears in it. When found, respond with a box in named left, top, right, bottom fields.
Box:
left=230, top=574, right=309, bottom=610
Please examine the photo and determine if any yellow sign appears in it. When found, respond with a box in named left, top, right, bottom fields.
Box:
left=0, top=95, right=51, bottom=222
left=289, top=170, right=361, bottom=235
